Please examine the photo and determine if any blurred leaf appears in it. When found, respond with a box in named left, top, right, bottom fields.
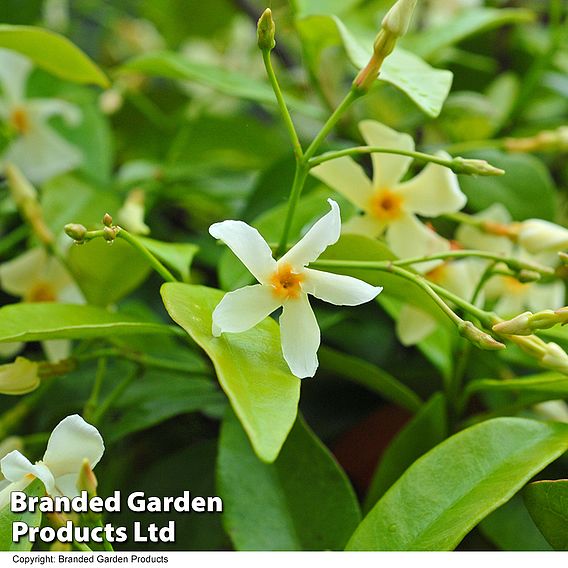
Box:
left=403, top=8, right=535, bottom=60
left=137, top=237, right=198, bottom=283
left=218, top=409, right=361, bottom=550
left=524, top=480, right=568, bottom=550
left=121, top=51, right=323, bottom=119
left=480, top=494, right=552, bottom=551
left=319, top=345, right=422, bottom=413
left=106, top=371, right=224, bottom=442
left=365, top=393, right=447, bottom=511
left=68, top=239, right=151, bottom=307
left=0, top=25, right=109, bottom=87
left=459, top=151, right=556, bottom=221
left=347, top=417, right=568, bottom=550
left=0, top=303, right=175, bottom=343
left=161, top=283, right=300, bottom=463
left=0, top=479, right=43, bottom=551
left=466, top=372, right=568, bottom=400
left=292, top=0, right=363, bottom=18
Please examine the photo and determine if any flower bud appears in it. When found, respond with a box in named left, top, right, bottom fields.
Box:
left=541, top=342, right=568, bottom=375
left=451, top=157, right=505, bottom=177
left=459, top=321, right=505, bottom=350
left=64, top=223, right=88, bottom=242
left=103, top=226, right=116, bottom=242
left=257, top=8, right=276, bottom=52
left=516, top=270, right=541, bottom=283
left=517, top=219, right=568, bottom=254
left=381, top=0, right=417, bottom=37
left=493, top=312, right=532, bottom=336
left=103, top=213, right=113, bottom=227
left=0, top=357, right=40, bottom=395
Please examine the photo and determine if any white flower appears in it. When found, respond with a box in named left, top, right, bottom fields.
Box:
left=0, top=247, right=84, bottom=362
left=517, top=219, right=568, bottom=255
left=0, top=357, right=40, bottom=395
left=0, top=48, right=82, bottom=184
left=0, top=415, right=104, bottom=510
left=209, top=199, right=383, bottom=378
left=310, top=121, right=466, bottom=261
left=382, top=0, right=417, bottom=37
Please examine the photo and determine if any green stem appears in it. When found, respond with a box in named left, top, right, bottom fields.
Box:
left=304, top=89, right=361, bottom=161
left=442, top=139, right=505, bottom=155
left=73, top=541, right=93, bottom=553
left=276, top=165, right=308, bottom=257
left=0, top=224, right=28, bottom=257
left=116, top=229, right=177, bottom=282
left=262, top=50, right=303, bottom=160
left=83, top=357, right=107, bottom=422
left=309, top=145, right=462, bottom=170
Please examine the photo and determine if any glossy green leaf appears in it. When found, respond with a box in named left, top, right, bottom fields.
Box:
left=121, top=51, right=323, bottom=119
left=524, top=480, right=568, bottom=550
left=319, top=346, right=421, bottom=413
left=347, top=417, right=568, bottom=551
left=365, top=394, right=447, bottom=511
left=107, top=371, right=224, bottom=442
left=218, top=409, right=361, bottom=550
left=402, top=8, right=535, bottom=60
left=0, top=303, right=175, bottom=343
left=466, top=372, right=568, bottom=400
left=459, top=151, right=556, bottom=221
left=480, top=494, right=552, bottom=551
left=0, top=479, right=44, bottom=551
left=0, top=25, right=108, bottom=87
left=161, top=283, right=300, bottom=463
left=137, top=237, right=198, bottom=283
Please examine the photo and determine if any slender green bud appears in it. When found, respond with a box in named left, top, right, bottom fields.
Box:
left=103, top=213, right=113, bottom=227
left=381, top=0, right=417, bottom=37
left=493, top=311, right=532, bottom=336
left=516, top=270, right=541, bottom=283
left=257, top=8, right=276, bottom=52
left=541, top=342, right=568, bottom=375
left=64, top=223, right=88, bottom=242
left=459, top=321, right=505, bottom=351
left=451, top=157, right=505, bottom=177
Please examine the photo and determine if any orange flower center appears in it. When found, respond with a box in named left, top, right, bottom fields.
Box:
left=10, top=107, right=30, bottom=134
left=369, top=189, right=403, bottom=221
left=270, top=263, right=304, bottom=300
left=26, top=282, right=57, bottom=303
left=426, top=263, right=448, bottom=284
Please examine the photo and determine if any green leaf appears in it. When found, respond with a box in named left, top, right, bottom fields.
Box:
left=0, top=479, right=43, bottom=551
left=347, top=417, right=568, bottom=551
left=466, top=372, right=568, bottom=399
left=292, top=0, right=362, bottom=18
left=217, top=409, right=361, bottom=550
left=0, top=25, right=108, bottom=87
left=524, top=479, right=568, bottom=550
left=480, top=494, right=552, bottom=551
left=137, top=237, right=198, bottom=283
left=106, top=371, right=224, bottom=442
left=319, top=346, right=422, bottom=413
left=161, top=283, right=300, bottom=463
left=0, top=303, right=175, bottom=343
left=402, top=8, right=535, bottom=60
left=459, top=151, right=556, bottom=221
left=120, top=51, right=323, bottom=119
left=68, top=239, right=151, bottom=306
left=365, top=393, right=448, bottom=511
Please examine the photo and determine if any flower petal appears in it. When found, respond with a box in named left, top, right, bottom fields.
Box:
left=0, top=357, right=40, bottom=395
left=386, top=213, right=450, bottom=263
left=0, top=248, right=47, bottom=298
left=53, top=472, right=82, bottom=498
left=302, top=268, right=382, bottom=305
left=27, top=99, right=82, bottom=126
left=518, top=219, right=568, bottom=254
left=2, top=123, right=83, bottom=184
left=42, top=415, right=104, bottom=481
left=310, top=156, right=374, bottom=211
left=527, top=281, right=565, bottom=313
left=42, top=340, right=72, bottom=363
left=209, top=220, right=276, bottom=284
left=0, top=48, right=32, bottom=103
left=396, top=304, right=437, bottom=346
left=359, top=120, right=414, bottom=188
left=0, top=451, right=55, bottom=494
left=280, top=294, right=320, bottom=379
left=396, top=157, right=466, bottom=216
left=212, top=284, right=282, bottom=336
left=342, top=213, right=386, bottom=238
left=280, top=199, right=341, bottom=268
left=0, top=477, right=34, bottom=511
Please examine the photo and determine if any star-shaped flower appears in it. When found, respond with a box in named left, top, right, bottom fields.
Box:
left=310, top=120, right=466, bottom=260
left=209, top=199, right=383, bottom=378
left=0, top=48, right=82, bottom=183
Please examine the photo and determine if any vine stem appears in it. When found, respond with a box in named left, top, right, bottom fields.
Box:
left=83, top=357, right=107, bottom=422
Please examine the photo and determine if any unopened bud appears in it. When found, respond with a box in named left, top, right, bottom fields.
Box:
left=77, top=458, right=98, bottom=498
left=517, top=219, right=568, bottom=255
left=459, top=321, right=505, bottom=350
left=516, top=270, right=541, bottom=283
left=257, top=9, right=276, bottom=52
left=541, top=342, right=568, bottom=375
left=103, top=226, right=116, bottom=242
left=451, top=157, right=505, bottom=177
left=381, top=0, right=417, bottom=37
left=493, top=312, right=532, bottom=336
left=4, top=163, right=37, bottom=206
left=64, top=223, right=88, bottom=242
left=103, top=213, right=113, bottom=227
